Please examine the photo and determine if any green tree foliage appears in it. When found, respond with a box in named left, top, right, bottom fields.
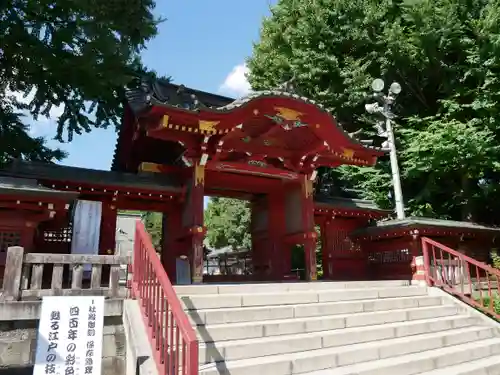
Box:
left=247, top=0, right=500, bottom=223
left=0, top=0, right=163, bottom=166
left=205, top=197, right=252, bottom=250
left=142, top=212, right=163, bottom=251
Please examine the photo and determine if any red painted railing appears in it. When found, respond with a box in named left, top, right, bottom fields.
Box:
left=422, top=237, right=500, bottom=320
left=131, top=221, right=199, bottom=375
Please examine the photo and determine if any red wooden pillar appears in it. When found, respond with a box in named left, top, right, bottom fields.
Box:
left=188, top=163, right=205, bottom=284
left=320, top=219, right=333, bottom=280
left=268, top=191, right=287, bottom=280
left=250, top=196, right=269, bottom=280
left=410, top=231, right=425, bottom=284
left=161, top=206, right=183, bottom=281
left=99, top=202, right=117, bottom=255
left=301, top=175, right=317, bottom=281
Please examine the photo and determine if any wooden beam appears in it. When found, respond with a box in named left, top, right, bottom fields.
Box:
left=206, top=161, right=299, bottom=180
left=146, top=127, right=200, bottom=150
left=40, top=180, right=181, bottom=200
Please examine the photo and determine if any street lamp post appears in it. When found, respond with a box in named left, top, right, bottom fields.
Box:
left=365, top=79, right=405, bottom=220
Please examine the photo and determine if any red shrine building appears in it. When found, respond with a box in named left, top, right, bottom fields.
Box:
left=114, top=80, right=388, bottom=283
left=1, top=80, right=499, bottom=284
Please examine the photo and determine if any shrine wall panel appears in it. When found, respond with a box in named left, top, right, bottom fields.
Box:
left=364, top=238, right=414, bottom=280
left=0, top=229, right=22, bottom=280
left=330, top=258, right=368, bottom=280
left=321, top=221, right=367, bottom=280
left=251, top=196, right=268, bottom=233
left=34, top=224, right=73, bottom=255
left=457, top=240, right=490, bottom=264
left=285, top=188, right=302, bottom=234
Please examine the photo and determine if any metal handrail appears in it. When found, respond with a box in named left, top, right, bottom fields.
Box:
left=131, top=220, right=198, bottom=375
left=422, top=236, right=500, bottom=320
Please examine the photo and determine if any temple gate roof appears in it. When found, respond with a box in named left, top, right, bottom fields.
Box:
left=113, top=80, right=387, bottom=175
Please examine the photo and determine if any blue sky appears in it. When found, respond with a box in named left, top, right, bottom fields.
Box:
left=30, top=0, right=275, bottom=172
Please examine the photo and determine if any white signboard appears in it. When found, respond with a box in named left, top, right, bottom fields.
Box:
left=34, top=296, right=105, bottom=375
left=176, top=258, right=192, bottom=285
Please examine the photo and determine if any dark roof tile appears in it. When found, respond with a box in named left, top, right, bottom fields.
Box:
left=1, top=160, right=182, bottom=193
left=314, top=194, right=389, bottom=213
left=0, top=176, right=78, bottom=200
left=352, top=216, right=500, bottom=236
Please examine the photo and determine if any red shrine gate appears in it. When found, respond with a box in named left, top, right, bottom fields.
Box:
left=112, top=81, right=386, bottom=282
left=0, top=81, right=395, bottom=284
left=1, top=81, right=499, bottom=285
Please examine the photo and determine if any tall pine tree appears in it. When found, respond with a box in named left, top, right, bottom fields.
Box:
left=0, top=0, right=163, bottom=165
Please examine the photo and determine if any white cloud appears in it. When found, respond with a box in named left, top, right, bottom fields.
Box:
left=8, top=88, right=35, bottom=106
left=6, top=88, right=65, bottom=136
left=219, top=63, right=251, bottom=97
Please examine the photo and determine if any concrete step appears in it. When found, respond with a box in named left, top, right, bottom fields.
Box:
left=175, top=280, right=413, bottom=295
left=196, top=304, right=460, bottom=342
left=198, top=315, right=479, bottom=364
left=417, top=354, right=500, bottom=375
left=189, top=295, right=446, bottom=325
left=180, top=286, right=428, bottom=310
left=199, top=336, right=500, bottom=375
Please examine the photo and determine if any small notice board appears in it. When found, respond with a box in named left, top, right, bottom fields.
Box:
left=33, top=296, right=105, bottom=375
left=176, top=257, right=191, bottom=285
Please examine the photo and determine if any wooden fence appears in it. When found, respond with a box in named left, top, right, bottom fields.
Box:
left=1, top=246, right=131, bottom=301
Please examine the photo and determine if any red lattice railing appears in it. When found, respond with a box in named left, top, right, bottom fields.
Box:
left=131, top=221, right=198, bottom=375
left=422, top=237, right=500, bottom=320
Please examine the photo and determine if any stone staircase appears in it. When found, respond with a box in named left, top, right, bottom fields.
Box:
left=175, top=280, right=500, bottom=375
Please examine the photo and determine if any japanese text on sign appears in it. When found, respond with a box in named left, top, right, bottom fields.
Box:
left=34, top=297, right=105, bottom=375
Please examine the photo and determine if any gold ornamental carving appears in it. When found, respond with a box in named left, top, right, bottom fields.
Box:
left=194, top=164, right=205, bottom=186
left=139, top=162, right=162, bottom=173
left=342, top=148, right=355, bottom=159
left=199, top=120, right=220, bottom=133
left=161, top=115, right=170, bottom=128
left=274, top=107, right=303, bottom=121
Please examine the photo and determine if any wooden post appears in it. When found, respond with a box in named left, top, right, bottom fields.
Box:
left=161, top=207, right=183, bottom=281
left=100, top=202, right=117, bottom=255
left=320, top=219, right=333, bottom=280
left=186, top=163, right=205, bottom=284
left=410, top=233, right=426, bottom=284
left=268, top=192, right=286, bottom=280
left=250, top=196, right=268, bottom=279
left=2, top=246, right=24, bottom=301
left=302, top=175, right=317, bottom=281
left=98, top=202, right=117, bottom=285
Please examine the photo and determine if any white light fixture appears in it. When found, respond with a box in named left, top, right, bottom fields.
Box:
left=389, top=82, right=402, bottom=95
left=371, top=78, right=385, bottom=92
